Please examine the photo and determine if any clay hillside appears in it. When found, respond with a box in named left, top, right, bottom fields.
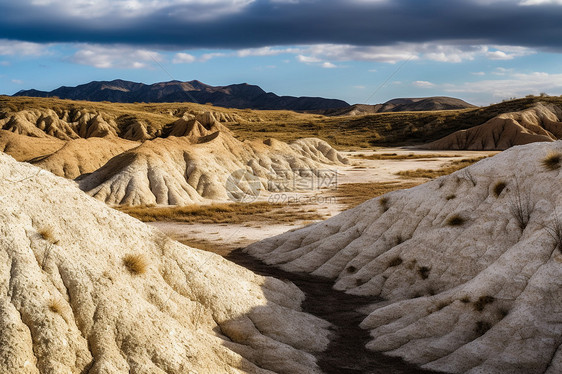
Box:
left=423, top=102, right=562, bottom=150
left=0, top=152, right=332, bottom=373
left=14, top=79, right=350, bottom=111
left=0, top=96, right=348, bottom=205
left=246, top=140, right=562, bottom=373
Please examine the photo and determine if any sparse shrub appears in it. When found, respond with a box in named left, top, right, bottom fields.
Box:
left=38, top=227, right=58, bottom=244
left=460, top=296, right=471, bottom=304
left=123, top=254, right=149, bottom=275
left=417, top=265, right=431, bottom=279
left=446, top=214, right=465, bottom=227
left=394, top=236, right=404, bottom=245
left=379, top=197, right=390, bottom=212
left=473, top=295, right=495, bottom=311
left=48, top=298, right=64, bottom=314
left=462, top=169, right=477, bottom=186
left=436, top=301, right=449, bottom=310
left=492, top=181, right=507, bottom=197
left=388, top=257, right=403, bottom=267
left=446, top=194, right=456, bottom=200
left=498, top=308, right=509, bottom=319
left=542, top=151, right=562, bottom=171
left=544, top=210, right=562, bottom=253
left=509, top=178, right=532, bottom=231
left=346, top=265, right=357, bottom=273
left=474, top=320, right=492, bottom=336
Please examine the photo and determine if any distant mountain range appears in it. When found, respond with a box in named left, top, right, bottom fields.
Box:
left=14, top=79, right=350, bottom=111
left=13, top=79, right=476, bottom=113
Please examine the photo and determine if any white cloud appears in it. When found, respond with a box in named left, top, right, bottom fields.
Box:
left=27, top=0, right=255, bottom=19
left=172, top=52, right=196, bottom=64
left=444, top=71, right=562, bottom=100
left=11, top=79, right=23, bottom=84
left=413, top=80, right=435, bottom=88
left=237, top=46, right=301, bottom=57
left=520, top=0, right=562, bottom=5
left=472, top=71, right=486, bottom=76
left=297, top=55, right=322, bottom=63
left=0, top=39, right=49, bottom=56
left=322, top=62, right=337, bottom=68
left=71, top=44, right=162, bottom=68
left=199, top=52, right=228, bottom=62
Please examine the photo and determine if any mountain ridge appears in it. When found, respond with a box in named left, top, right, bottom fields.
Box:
left=14, top=79, right=350, bottom=111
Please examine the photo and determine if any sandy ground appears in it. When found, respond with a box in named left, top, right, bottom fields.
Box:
left=148, top=148, right=497, bottom=251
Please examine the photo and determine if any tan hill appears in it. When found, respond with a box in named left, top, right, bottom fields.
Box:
left=246, top=141, right=562, bottom=373
left=78, top=117, right=348, bottom=205
left=424, top=103, right=562, bottom=150
left=0, top=151, right=331, bottom=373
left=31, top=137, right=139, bottom=179
left=323, top=97, right=476, bottom=117
left=0, top=130, right=64, bottom=161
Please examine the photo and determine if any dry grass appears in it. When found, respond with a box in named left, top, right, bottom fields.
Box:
left=473, top=295, right=495, bottom=312
left=116, top=202, right=323, bottom=224
left=396, top=156, right=490, bottom=180
left=541, top=151, right=562, bottom=171
left=446, top=214, right=466, bottom=226
left=38, top=226, right=58, bottom=244
left=331, top=181, right=421, bottom=209
left=47, top=298, right=64, bottom=314
left=388, top=257, right=403, bottom=267
left=493, top=181, right=507, bottom=197
left=353, top=153, right=462, bottom=160
left=123, top=253, right=149, bottom=275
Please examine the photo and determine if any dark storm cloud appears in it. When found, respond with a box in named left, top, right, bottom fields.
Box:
left=1, top=0, right=562, bottom=49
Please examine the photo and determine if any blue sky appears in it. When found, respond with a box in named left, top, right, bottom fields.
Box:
left=2, top=0, right=562, bottom=106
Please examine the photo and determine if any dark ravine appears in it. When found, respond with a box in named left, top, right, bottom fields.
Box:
left=226, top=248, right=439, bottom=374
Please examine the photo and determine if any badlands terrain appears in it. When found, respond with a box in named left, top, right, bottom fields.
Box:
left=2, top=94, right=562, bottom=373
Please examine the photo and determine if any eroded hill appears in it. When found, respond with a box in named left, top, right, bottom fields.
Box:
left=246, top=140, right=562, bottom=373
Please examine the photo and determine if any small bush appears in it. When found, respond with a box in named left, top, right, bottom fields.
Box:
left=460, top=296, right=471, bottom=304
left=509, top=178, right=532, bottom=231
left=544, top=211, right=562, bottom=253
left=473, top=295, right=495, bottom=311
left=346, top=265, right=357, bottom=273
left=474, top=320, right=492, bottom=336
left=498, top=308, right=509, bottom=318
left=492, top=181, right=507, bottom=197
left=379, top=197, right=390, bottom=212
left=123, top=254, right=149, bottom=275
left=542, top=151, right=562, bottom=171
left=48, top=298, right=64, bottom=314
left=388, top=257, right=403, bottom=267
left=38, top=227, right=58, bottom=244
left=446, top=194, right=456, bottom=200
left=417, top=265, right=431, bottom=279
left=446, top=214, right=465, bottom=226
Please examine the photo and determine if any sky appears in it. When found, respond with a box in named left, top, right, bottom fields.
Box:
left=1, top=0, right=562, bottom=106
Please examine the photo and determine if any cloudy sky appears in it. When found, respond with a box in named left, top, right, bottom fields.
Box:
left=1, top=0, right=562, bottom=105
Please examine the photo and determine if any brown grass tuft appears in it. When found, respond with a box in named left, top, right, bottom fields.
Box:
left=446, top=214, right=465, bottom=226
left=542, top=151, right=562, bottom=171
left=123, top=253, right=149, bottom=275
left=48, top=298, right=64, bottom=314
left=388, top=257, right=403, bottom=267
left=492, top=181, right=507, bottom=197
left=473, top=295, right=495, bottom=312
left=417, top=265, right=431, bottom=279
left=38, top=226, right=58, bottom=244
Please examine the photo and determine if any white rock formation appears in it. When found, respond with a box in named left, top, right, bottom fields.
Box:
left=0, top=152, right=330, bottom=373
left=79, top=118, right=348, bottom=206
left=246, top=140, right=562, bottom=373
